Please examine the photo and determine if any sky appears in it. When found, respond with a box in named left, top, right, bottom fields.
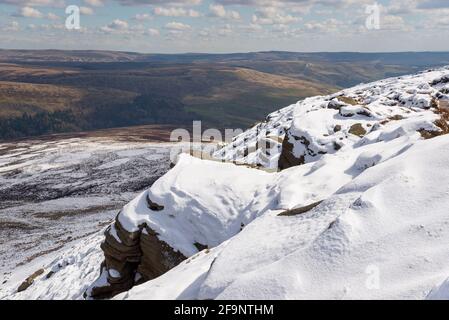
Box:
left=1, top=0, right=449, bottom=53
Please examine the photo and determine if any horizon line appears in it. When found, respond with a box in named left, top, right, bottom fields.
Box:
left=2, top=48, right=449, bottom=56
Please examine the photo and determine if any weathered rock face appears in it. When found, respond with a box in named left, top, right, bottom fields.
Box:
left=348, top=123, right=367, bottom=137
left=137, top=227, right=186, bottom=280
left=17, top=269, right=44, bottom=293
left=278, top=129, right=305, bottom=171
left=86, top=212, right=186, bottom=299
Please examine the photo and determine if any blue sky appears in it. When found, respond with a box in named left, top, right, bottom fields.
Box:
left=1, top=0, right=449, bottom=53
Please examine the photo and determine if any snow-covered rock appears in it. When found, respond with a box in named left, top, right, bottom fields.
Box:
left=92, top=66, right=449, bottom=300
left=214, top=67, right=449, bottom=170
left=115, top=133, right=449, bottom=300
left=4, top=67, right=449, bottom=300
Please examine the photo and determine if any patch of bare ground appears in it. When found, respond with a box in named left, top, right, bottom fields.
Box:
left=0, top=220, right=38, bottom=231
left=0, top=124, right=179, bottom=144
left=32, top=204, right=119, bottom=221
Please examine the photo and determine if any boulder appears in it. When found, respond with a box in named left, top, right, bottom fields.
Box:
left=278, top=201, right=323, bottom=217
left=17, top=269, right=44, bottom=293
left=278, top=130, right=305, bottom=170
left=349, top=123, right=367, bottom=137
left=86, top=210, right=186, bottom=299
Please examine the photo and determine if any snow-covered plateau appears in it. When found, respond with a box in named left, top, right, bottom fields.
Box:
left=2, top=67, right=449, bottom=300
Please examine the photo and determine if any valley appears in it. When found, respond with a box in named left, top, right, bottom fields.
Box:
left=2, top=50, right=449, bottom=140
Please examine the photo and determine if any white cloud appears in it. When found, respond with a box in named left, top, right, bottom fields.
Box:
left=154, top=7, right=201, bottom=18
left=209, top=4, right=226, bottom=17
left=2, top=21, right=20, bottom=31
left=101, top=19, right=129, bottom=33
left=0, top=0, right=65, bottom=7
left=84, top=0, right=104, bottom=7
left=134, top=13, right=152, bottom=20
left=216, top=0, right=368, bottom=7
left=247, top=23, right=263, bottom=31
left=209, top=4, right=240, bottom=20
left=47, top=12, right=60, bottom=20
left=385, top=0, right=417, bottom=15
left=110, top=19, right=128, bottom=30
left=199, top=29, right=209, bottom=37
left=252, top=7, right=299, bottom=25
left=304, top=18, right=344, bottom=33
left=165, top=21, right=192, bottom=30
left=218, top=23, right=232, bottom=36
left=14, top=6, right=44, bottom=18
left=80, top=7, right=94, bottom=15
left=117, top=0, right=202, bottom=6
left=436, top=16, right=449, bottom=26
left=188, top=9, right=201, bottom=18
left=381, top=15, right=409, bottom=31
left=147, top=28, right=160, bottom=36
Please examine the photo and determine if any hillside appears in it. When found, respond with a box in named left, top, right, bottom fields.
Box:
left=0, top=61, right=336, bottom=139
left=2, top=50, right=449, bottom=140
left=0, top=126, right=174, bottom=280
left=2, top=66, right=449, bottom=300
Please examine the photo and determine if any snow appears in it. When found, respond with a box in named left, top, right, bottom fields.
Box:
left=3, top=66, right=449, bottom=300
left=213, top=67, right=449, bottom=169
left=0, top=136, right=171, bottom=280
left=120, top=134, right=449, bottom=300
left=115, top=66, right=449, bottom=300
left=0, top=233, right=104, bottom=300
left=118, top=154, right=274, bottom=257
left=427, top=277, right=449, bottom=300
left=114, top=246, right=222, bottom=300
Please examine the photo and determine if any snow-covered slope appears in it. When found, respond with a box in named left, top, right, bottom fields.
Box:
left=116, top=133, right=449, bottom=300
left=0, top=137, right=171, bottom=277
left=214, top=68, right=449, bottom=169
left=0, top=234, right=104, bottom=300
left=3, top=67, right=449, bottom=300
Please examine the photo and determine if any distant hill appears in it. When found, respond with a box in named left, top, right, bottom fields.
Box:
left=1, top=50, right=449, bottom=140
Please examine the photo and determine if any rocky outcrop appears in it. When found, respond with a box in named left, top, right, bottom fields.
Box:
left=278, top=200, right=323, bottom=217
left=86, top=203, right=186, bottom=299
left=278, top=129, right=305, bottom=170
left=420, top=98, right=449, bottom=139
left=348, top=123, right=367, bottom=137
left=137, top=226, right=186, bottom=280
left=17, top=269, right=44, bottom=293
